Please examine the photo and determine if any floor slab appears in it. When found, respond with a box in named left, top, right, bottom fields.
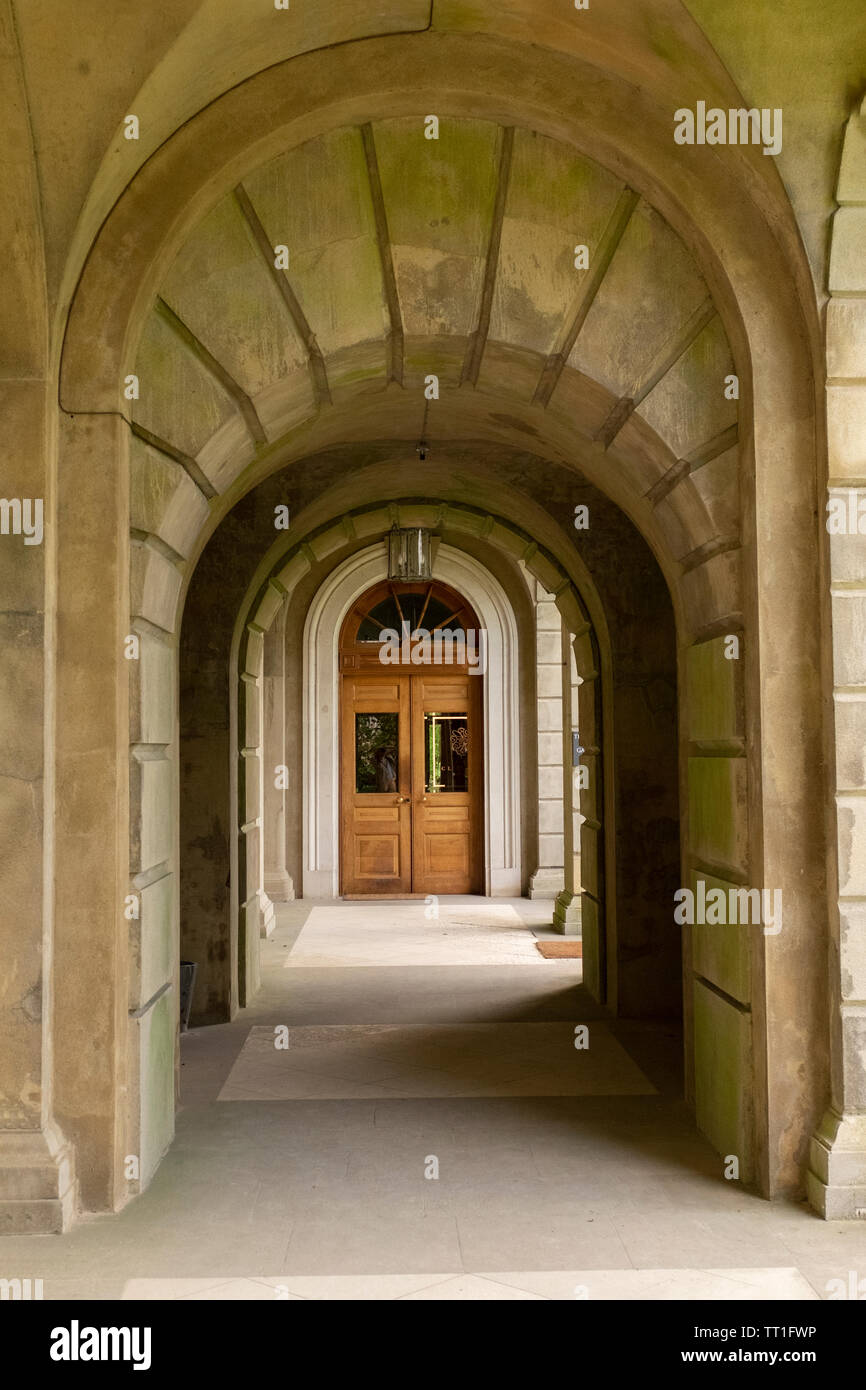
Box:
left=217, top=1022, right=656, bottom=1100
left=4, top=898, right=866, bottom=1300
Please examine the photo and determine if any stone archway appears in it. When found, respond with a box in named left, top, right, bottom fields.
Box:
left=226, top=489, right=611, bottom=1024
left=35, top=18, right=831, bottom=1230
left=208, top=476, right=686, bottom=1108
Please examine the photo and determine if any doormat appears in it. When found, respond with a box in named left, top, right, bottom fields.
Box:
left=535, top=940, right=582, bottom=958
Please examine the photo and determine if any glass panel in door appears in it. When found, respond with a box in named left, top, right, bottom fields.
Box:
left=355, top=713, right=399, bottom=793
left=424, top=712, right=469, bottom=793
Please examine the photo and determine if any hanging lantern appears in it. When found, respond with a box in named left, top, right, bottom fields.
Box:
left=388, top=526, right=433, bottom=581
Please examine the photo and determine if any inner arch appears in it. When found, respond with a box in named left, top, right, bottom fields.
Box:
left=303, top=543, right=523, bottom=899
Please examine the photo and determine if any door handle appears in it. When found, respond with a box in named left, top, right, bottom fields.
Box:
left=419, top=796, right=428, bottom=803
left=395, top=796, right=410, bottom=804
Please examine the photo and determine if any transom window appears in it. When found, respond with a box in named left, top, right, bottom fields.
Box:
left=356, top=593, right=465, bottom=642
left=340, top=580, right=480, bottom=663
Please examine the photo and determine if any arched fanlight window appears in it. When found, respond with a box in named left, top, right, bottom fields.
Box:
left=356, top=592, right=465, bottom=642
left=339, top=580, right=480, bottom=668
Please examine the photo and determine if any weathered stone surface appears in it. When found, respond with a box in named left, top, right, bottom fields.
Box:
left=693, top=980, right=752, bottom=1178
left=134, top=311, right=237, bottom=457
left=128, top=872, right=174, bottom=1014
left=834, top=695, right=866, bottom=790
left=491, top=130, right=623, bottom=356
left=688, top=756, right=749, bottom=873
left=130, top=435, right=210, bottom=559
left=129, top=630, right=175, bottom=748
left=690, top=871, right=751, bottom=1007
left=0, top=777, right=43, bottom=1127
left=571, top=201, right=708, bottom=397
left=836, top=797, right=866, bottom=897
left=837, top=105, right=866, bottom=204
left=686, top=637, right=743, bottom=743
left=827, top=383, right=866, bottom=479
left=829, top=208, right=866, bottom=293
left=831, top=593, right=866, bottom=687
left=130, top=990, right=175, bottom=1190
left=161, top=194, right=308, bottom=393
left=639, top=316, right=736, bottom=463
left=130, top=755, right=173, bottom=876
left=130, top=540, right=184, bottom=634
left=689, top=446, right=740, bottom=538
left=827, top=299, right=866, bottom=379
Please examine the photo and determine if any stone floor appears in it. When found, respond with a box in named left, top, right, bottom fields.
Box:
left=3, top=897, right=866, bottom=1301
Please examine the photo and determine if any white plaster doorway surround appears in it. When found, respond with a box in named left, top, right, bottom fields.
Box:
left=303, top=543, right=522, bottom=898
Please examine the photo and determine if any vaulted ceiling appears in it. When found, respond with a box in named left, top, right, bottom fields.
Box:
left=130, top=117, right=740, bottom=634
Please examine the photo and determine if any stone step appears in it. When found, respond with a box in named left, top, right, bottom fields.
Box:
left=0, top=1198, right=66, bottom=1235
left=0, top=1129, right=77, bottom=1234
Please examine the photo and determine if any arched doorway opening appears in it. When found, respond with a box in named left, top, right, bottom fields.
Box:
left=186, top=472, right=679, bottom=1057
left=338, top=579, right=484, bottom=897
left=301, top=538, right=525, bottom=903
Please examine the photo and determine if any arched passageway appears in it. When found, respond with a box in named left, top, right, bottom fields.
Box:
left=8, top=5, right=858, bottom=1251
left=59, top=85, right=823, bottom=1215
left=179, top=460, right=681, bottom=1038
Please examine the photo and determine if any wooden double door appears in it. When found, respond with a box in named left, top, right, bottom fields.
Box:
left=340, top=670, right=483, bottom=896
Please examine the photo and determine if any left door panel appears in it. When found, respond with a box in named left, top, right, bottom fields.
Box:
left=341, top=675, right=412, bottom=895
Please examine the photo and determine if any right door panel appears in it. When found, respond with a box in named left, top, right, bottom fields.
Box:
left=412, top=673, right=483, bottom=895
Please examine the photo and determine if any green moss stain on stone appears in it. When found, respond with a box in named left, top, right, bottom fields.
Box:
left=243, top=127, right=387, bottom=357
left=640, top=314, right=737, bottom=459
left=138, top=872, right=175, bottom=1005
left=688, top=755, right=747, bottom=870
left=246, top=127, right=377, bottom=252
left=690, top=870, right=751, bottom=1005
left=162, top=195, right=307, bottom=392
left=571, top=203, right=708, bottom=390
left=687, top=636, right=742, bottom=741
left=491, top=132, right=625, bottom=354
left=580, top=893, right=602, bottom=1000
left=374, top=116, right=499, bottom=257
left=140, top=991, right=175, bottom=1183
left=291, top=240, right=388, bottom=356
left=693, top=978, right=751, bottom=1177
left=130, top=435, right=179, bottom=535
left=431, top=0, right=491, bottom=32
left=507, top=130, right=622, bottom=231
left=135, top=311, right=234, bottom=455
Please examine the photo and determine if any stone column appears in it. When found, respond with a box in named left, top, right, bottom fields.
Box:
left=262, top=603, right=294, bottom=904
left=0, top=383, right=77, bottom=1232
left=574, top=631, right=605, bottom=998
left=0, top=27, right=75, bottom=1230
left=809, top=93, right=866, bottom=1217
left=570, top=645, right=582, bottom=895
left=239, top=627, right=267, bottom=999
left=54, top=412, right=132, bottom=1218
left=529, top=580, right=565, bottom=898
left=553, top=626, right=582, bottom=934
